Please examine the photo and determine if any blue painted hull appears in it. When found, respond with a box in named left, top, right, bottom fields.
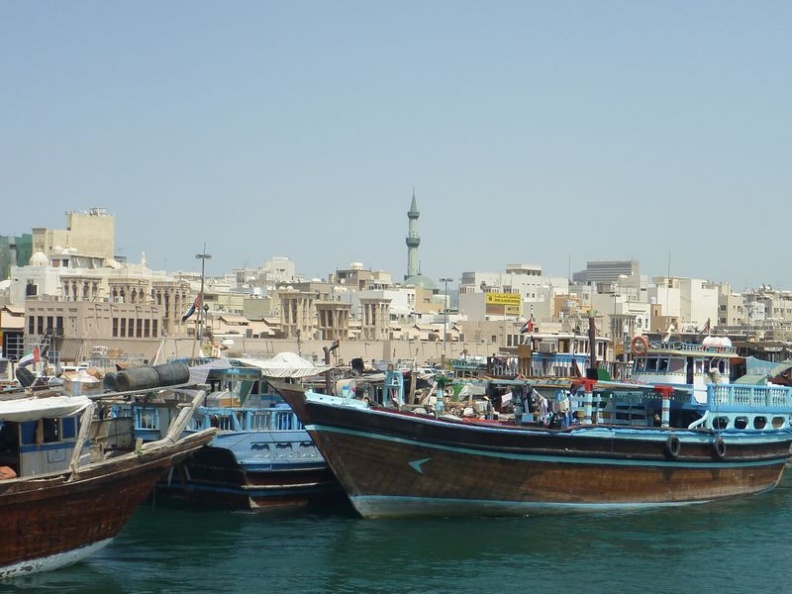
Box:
left=154, top=428, right=343, bottom=510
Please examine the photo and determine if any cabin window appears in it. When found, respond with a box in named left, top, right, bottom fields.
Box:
left=20, top=422, right=37, bottom=445
left=20, top=419, right=63, bottom=444
left=668, top=358, right=685, bottom=373
left=772, top=416, right=786, bottom=429
left=753, top=417, right=767, bottom=430
left=138, top=409, right=159, bottom=429
left=734, top=416, right=748, bottom=430
left=0, top=422, right=20, bottom=474
left=0, top=422, right=19, bottom=450
left=62, top=417, right=77, bottom=439
left=713, top=416, right=729, bottom=430
left=634, top=359, right=646, bottom=372
left=42, top=418, right=60, bottom=443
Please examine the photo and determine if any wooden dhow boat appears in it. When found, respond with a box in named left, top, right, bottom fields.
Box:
left=0, top=365, right=215, bottom=579
left=274, top=338, right=792, bottom=519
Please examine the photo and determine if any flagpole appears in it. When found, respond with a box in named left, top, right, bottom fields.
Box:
left=193, top=244, right=212, bottom=360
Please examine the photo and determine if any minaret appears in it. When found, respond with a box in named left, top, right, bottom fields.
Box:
left=405, top=191, right=421, bottom=280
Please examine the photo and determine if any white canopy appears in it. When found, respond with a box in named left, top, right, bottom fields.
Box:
left=0, top=395, right=92, bottom=423
left=238, top=352, right=332, bottom=378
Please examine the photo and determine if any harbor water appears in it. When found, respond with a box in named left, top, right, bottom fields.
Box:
left=6, top=477, right=792, bottom=594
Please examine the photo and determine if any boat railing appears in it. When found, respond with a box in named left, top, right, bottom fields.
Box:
left=708, top=384, right=792, bottom=410
left=249, top=408, right=304, bottom=431
left=648, top=341, right=737, bottom=355
left=192, top=407, right=305, bottom=432
left=134, top=406, right=161, bottom=430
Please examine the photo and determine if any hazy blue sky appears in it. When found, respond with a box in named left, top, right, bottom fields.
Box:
left=2, top=2, right=790, bottom=290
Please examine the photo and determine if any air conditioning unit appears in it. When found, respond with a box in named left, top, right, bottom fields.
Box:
left=538, top=342, right=558, bottom=353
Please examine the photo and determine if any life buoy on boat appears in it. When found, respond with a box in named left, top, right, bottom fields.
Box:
left=713, top=436, right=727, bottom=459
left=631, top=335, right=649, bottom=356
left=665, top=435, right=682, bottom=459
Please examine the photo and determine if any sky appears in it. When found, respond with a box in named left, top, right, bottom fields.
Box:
left=2, top=1, right=790, bottom=290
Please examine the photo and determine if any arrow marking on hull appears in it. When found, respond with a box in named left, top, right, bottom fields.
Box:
left=409, top=458, right=431, bottom=474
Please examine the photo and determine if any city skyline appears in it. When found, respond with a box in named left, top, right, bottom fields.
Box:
left=3, top=3, right=790, bottom=290
left=7, top=206, right=776, bottom=295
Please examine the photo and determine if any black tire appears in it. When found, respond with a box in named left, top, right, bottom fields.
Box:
left=665, top=435, right=682, bottom=459
left=713, top=436, right=727, bottom=459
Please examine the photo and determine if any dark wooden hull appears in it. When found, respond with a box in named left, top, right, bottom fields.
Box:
left=153, top=445, right=344, bottom=510
left=0, top=430, right=214, bottom=578
left=275, top=386, right=792, bottom=519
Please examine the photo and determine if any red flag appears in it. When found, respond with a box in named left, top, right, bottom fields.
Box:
left=520, top=319, right=534, bottom=334
left=181, top=295, right=202, bottom=322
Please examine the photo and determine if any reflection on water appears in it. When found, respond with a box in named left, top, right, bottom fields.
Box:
left=4, top=481, right=792, bottom=594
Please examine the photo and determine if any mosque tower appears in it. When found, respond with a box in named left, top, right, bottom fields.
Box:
left=405, top=191, right=421, bottom=280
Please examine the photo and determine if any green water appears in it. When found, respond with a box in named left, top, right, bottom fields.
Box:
left=6, top=477, right=792, bottom=594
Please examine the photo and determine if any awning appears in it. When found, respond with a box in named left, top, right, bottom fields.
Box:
left=0, top=395, right=92, bottom=422
left=768, top=361, right=792, bottom=378
left=238, top=352, right=332, bottom=378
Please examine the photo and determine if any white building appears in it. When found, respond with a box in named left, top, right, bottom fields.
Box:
left=649, top=277, right=719, bottom=332
left=458, top=264, right=569, bottom=323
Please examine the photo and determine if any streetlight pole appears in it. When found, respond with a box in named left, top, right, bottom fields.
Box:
left=194, top=244, right=211, bottom=359
left=440, top=277, right=452, bottom=368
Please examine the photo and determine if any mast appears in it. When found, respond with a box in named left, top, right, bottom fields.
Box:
left=192, top=244, right=211, bottom=359
left=587, top=310, right=598, bottom=379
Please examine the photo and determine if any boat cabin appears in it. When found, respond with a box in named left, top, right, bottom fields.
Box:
left=630, top=337, right=736, bottom=402
left=0, top=403, right=90, bottom=478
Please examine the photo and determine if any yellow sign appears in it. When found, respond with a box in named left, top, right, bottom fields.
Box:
left=484, top=293, right=522, bottom=307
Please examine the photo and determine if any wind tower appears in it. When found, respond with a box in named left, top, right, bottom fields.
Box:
left=405, top=191, right=421, bottom=280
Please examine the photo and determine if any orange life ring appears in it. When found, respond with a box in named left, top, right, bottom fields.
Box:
left=631, top=335, right=649, bottom=355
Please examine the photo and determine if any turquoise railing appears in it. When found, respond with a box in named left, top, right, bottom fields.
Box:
left=708, top=384, right=792, bottom=410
